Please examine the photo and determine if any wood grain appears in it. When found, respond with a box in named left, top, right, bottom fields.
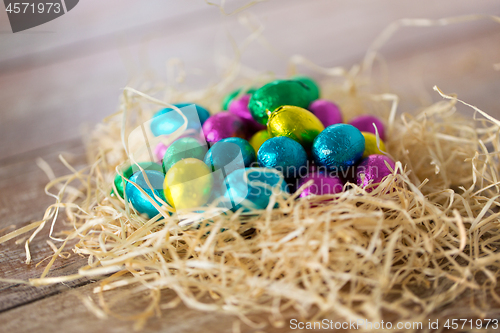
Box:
left=0, top=0, right=500, bottom=331
left=0, top=140, right=90, bottom=312
left=1, top=0, right=499, bottom=159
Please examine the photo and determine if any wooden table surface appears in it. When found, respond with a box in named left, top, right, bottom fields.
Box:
left=1, top=1, right=500, bottom=332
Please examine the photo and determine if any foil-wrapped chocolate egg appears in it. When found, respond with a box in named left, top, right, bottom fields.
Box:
left=113, top=162, right=163, bottom=199
left=349, top=115, right=386, bottom=141
left=162, top=137, right=208, bottom=173
left=309, top=99, right=343, bottom=127
left=268, top=105, right=324, bottom=150
left=154, top=132, right=204, bottom=161
left=204, top=137, right=254, bottom=199
left=249, top=80, right=316, bottom=125
left=150, top=103, right=210, bottom=136
left=312, top=124, right=365, bottom=170
left=164, top=158, right=213, bottom=210
left=258, top=136, right=307, bottom=178
left=356, top=155, right=395, bottom=191
left=297, top=172, right=344, bottom=198
left=125, top=170, right=166, bottom=218
left=362, top=132, right=386, bottom=158
left=293, top=76, right=320, bottom=100
left=229, top=94, right=266, bottom=135
left=202, top=112, right=245, bottom=143
left=205, top=137, right=256, bottom=170
left=249, top=129, right=271, bottom=153
left=222, top=167, right=288, bottom=211
left=222, top=87, right=256, bottom=110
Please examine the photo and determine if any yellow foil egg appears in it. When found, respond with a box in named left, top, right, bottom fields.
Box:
left=362, top=131, right=386, bottom=158
left=268, top=105, right=324, bottom=150
left=249, top=129, right=271, bottom=153
left=164, top=158, right=213, bottom=210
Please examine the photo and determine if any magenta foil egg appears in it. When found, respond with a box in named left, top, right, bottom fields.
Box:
left=298, top=172, right=344, bottom=198
left=228, top=94, right=266, bottom=135
left=349, top=115, right=386, bottom=141
left=202, top=112, right=246, bottom=143
left=309, top=99, right=343, bottom=127
left=356, top=155, right=395, bottom=191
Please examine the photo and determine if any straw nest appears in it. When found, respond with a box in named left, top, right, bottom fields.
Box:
left=2, top=14, right=500, bottom=332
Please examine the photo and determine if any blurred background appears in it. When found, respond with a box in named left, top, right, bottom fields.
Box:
left=0, top=0, right=499, bottom=161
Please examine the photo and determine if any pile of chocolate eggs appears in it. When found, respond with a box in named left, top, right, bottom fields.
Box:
left=112, top=76, right=396, bottom=219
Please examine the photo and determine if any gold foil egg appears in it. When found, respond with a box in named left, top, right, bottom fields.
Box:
left=362, top=132, right=386, bottom=158
left=267, top=105, right=324, bottom=149
left=163, top=158, right=213, bottom=210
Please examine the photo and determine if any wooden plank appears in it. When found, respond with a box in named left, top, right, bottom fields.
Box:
left=0, top=0, right=207, bottom=64
left=0, top=277, right=499, bottom=333
left=0, top=139, right=90, bottom=312
left=0, top=1, right=499, bottom=330
left=376, top=29, right=500, bottom=118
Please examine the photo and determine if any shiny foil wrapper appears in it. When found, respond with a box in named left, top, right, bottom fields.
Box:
left=356, top=155, right=395, bottom=191
left=312, top=124, right=365, bottom=169
left=202, top=112, right=246, bottom=143
left=257, top=136, right=307, bottom=178
left=249, top=80, right=316, bottom=125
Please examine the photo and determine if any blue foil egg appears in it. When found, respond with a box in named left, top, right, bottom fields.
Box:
left=223, top=167, right=288, bottom=211
left=125, top=170, right=166, bottom=218
left=150, top=103, right=210, bottom=136
left=205, top=137, right=256, bottom=169
left=257, top=136, right=307, bottom=178
left=312, top=124, right=365, bottom=170
left=204, top=137, right=255, bottom=200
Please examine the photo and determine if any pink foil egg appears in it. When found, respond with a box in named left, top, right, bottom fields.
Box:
left=356, top=155, right=395, bottom=191
left=228, top=94, right=266, bottom=136
left=309, top=99, right=343, bottom=127
left=202, top=112, right=246, bottom=143
left=349, top=115, right=386, bottom=141
left=298, top=172, right=344, bottom=198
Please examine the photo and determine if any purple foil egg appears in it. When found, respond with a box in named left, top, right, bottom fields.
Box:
left=228, top=94, right=266, bottom=136
left=309, top=99, right=343, bottom=127
left=356, top=155, right=395, bottom=191
left=298, top=172, right=344, bottom=198
left=349, top=115, right=386, bottom=141
left=202, top=112, right=246, bottom=143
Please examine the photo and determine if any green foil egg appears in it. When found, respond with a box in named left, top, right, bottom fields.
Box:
left=293, top=76, right=320, bottom=100
left=113, top=162, right=163, bottom=199
left=162, top=137, right=208, bottom=173
left=268, top=105, right=325, bottom=150
left=248, top=80, right=316, bottom=125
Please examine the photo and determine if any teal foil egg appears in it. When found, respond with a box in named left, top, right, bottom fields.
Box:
left=150, top=103, right=210, bottom=136
left=257, top=136, right=307, bottom=178
left=293, top=76, right=320, bottom=100
left=125, top=170, right=166, bottom=218
left=248, top=80, right=316, bottom=125
left=113, top=162, right=163, bottom=198
left=223, top=167, right=288, bottom=211
left=162, top=137, right=208, bottom=173
left=312, top=124, right=365, bottom=170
